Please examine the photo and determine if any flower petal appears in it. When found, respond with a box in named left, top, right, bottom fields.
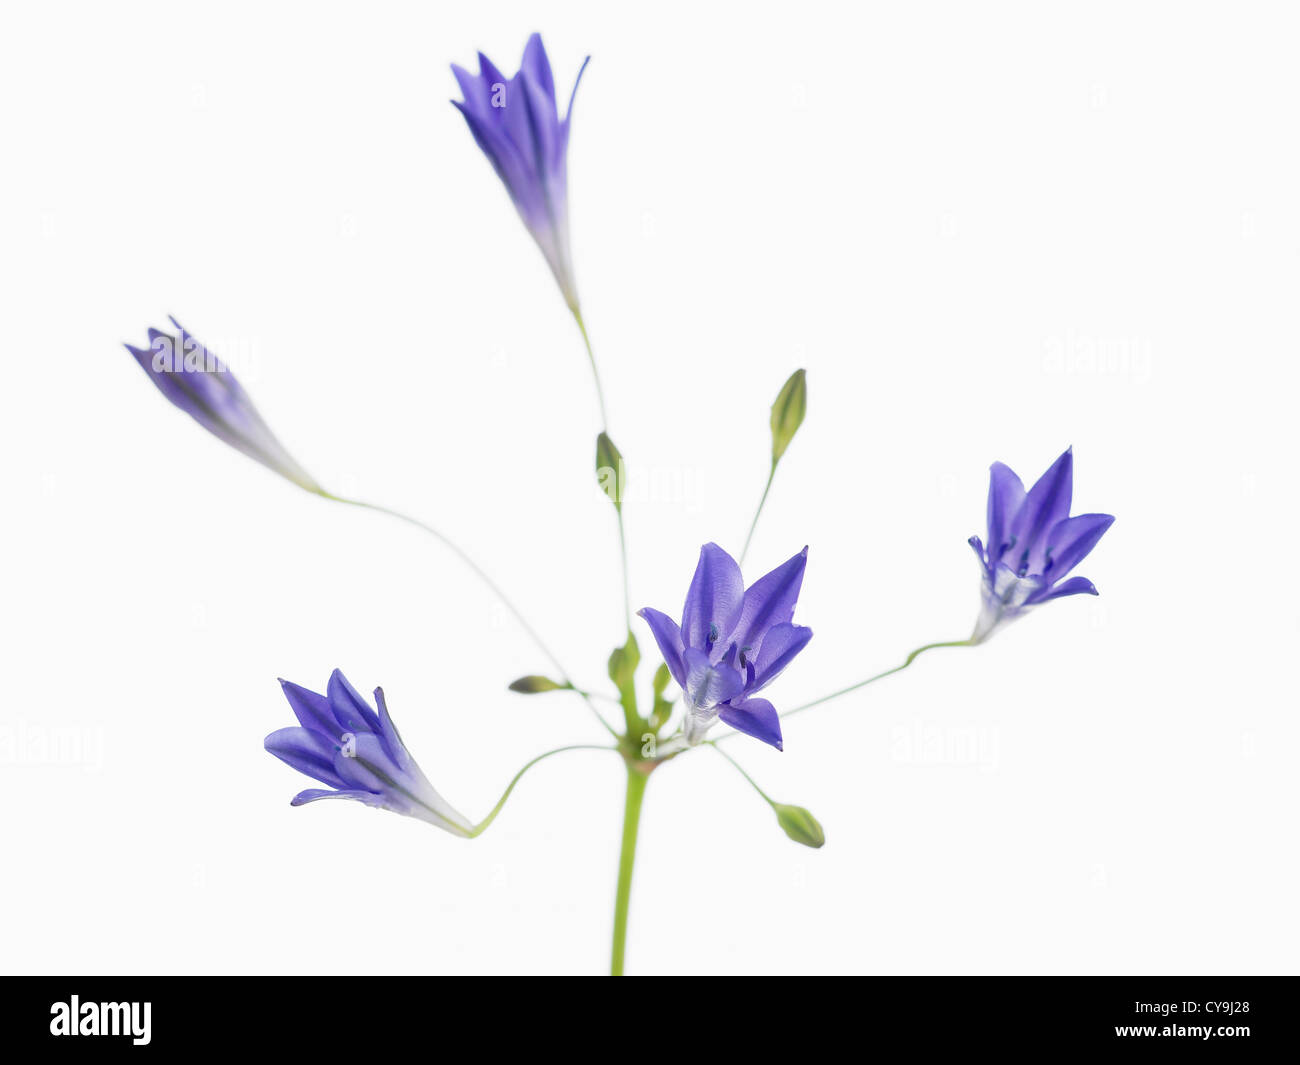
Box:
left=985, top=461, right=1026, bottom=566
left=680, top=543, right=745, bottom=650
left=290, top=788, right=378, bottom=807
left=451, top=63, right=490, bottom=115
left=1038, top=575, right=1099, bottom=601
left=1043, top=513, right=1114, bottom=582
left=332, top=732, right=401, bottom=794
left=279, top=679, right=341, bottom=740
left=718, top=697, right=783, bottom=751
left=264, top=726, right=347, bottom=788
left=683, top=647, right=744, bottom=711
left=520, top=32, right=556, bottom=107
left=373, top=687, right=411, bottom=772
left=749, top=623, right=813, bottom=692
left=638, top=607, right=686, bottom=687
left=1013, top=448, right=1073, bottom=569
left=732, top=546, right=808, bottom=650
left=477, top=51, right=508, bottom=93
left=327, top=669, right=382, bottom=735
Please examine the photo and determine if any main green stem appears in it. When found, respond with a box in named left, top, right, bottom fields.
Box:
left=610, top=764, right=649, bottom=976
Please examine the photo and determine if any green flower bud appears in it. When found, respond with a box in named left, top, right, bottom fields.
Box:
left=595, top=431, right=625, bottom=511
left=773, top=803, right=825, bottom=848
left=507, top=675, right=569, bottom=694
left=770, top=369, right=807, bottom=464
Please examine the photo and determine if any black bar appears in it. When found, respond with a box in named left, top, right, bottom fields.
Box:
left=4, top=976, right=1291, bottom=1052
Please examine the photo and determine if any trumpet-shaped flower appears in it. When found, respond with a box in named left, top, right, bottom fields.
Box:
left=125, top=319, right=320, bottom=492
left=968, top=448, right=1114, bottom=642
left=639, top=544, right=812, bottom=751
left=265, top=670, right=473, bottom=836
left=452, top=33, right=589, bottom=311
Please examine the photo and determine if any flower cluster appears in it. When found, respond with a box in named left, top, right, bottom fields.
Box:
left=123, top=30, right=1117, bottom=977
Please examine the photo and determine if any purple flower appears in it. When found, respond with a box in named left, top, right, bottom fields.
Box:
left=452, top=33, right=589, bottom=311
left=126, top=319, right=320, bottom=492
left=968, top=448, right=1114, bottom=642
left=265, top=670, right=473, bottom=836
left=638, top=544, right=812, bottom=751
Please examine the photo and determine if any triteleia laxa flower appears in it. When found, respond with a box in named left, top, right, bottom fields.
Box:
left=452, top=33, right=589, bottom=311
left=968, top=448, right=1114, bottom=643
left=639, top=544, right=812, bottom=751
left=265, top=670, right=473, bottom=837
left=125, top=319, right=320, bottom=492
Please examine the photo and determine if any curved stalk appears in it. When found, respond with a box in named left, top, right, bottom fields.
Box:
left=470, top=744, right=618, bottom=838
left=319, top=491, right=618, bottom=739
left=779, top=639, right=974, bottom=722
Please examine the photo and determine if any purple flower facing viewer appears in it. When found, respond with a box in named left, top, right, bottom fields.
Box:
left=265, top=670, right=473, bottom=837
left=639, top=544, right=812, bottom=751
left=968, top=448, right=1114, bottom=642
left=452, top=33, right=589, bottom=311
left=126, top=319, right=320, bottom=492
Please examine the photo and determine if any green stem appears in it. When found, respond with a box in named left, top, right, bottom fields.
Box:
left=739, top=462, right=777, bottom=566
left=778, top=639, right=975, bottom=723
left=319, top=492, right=618, bottom=739
left=470, top=744, right=617, bottom=838
left=610, top=764, right=649, bottom=976
left=708, top=742, right=773, bottom=805
left=574, top=310, right=630, bottom=630
left=573, top=309, right=610, bottom=433
left=615, top=512, right=632, bottom=631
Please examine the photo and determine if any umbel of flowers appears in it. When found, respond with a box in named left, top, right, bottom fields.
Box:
left=125, top=33, right=1113, bottom=975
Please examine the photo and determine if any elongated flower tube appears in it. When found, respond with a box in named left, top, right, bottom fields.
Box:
left=452, top=33, right=589, bottom=311
left=265, top=670, right=473, bottom=837
left=968, top=448, right=1114, bottom=643
left=638, top=544, right=812, bottom=751
left=125, top=319, right=321, bottom=492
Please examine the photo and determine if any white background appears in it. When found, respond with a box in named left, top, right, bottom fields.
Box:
left=3, top=1, right=1298, bottom=975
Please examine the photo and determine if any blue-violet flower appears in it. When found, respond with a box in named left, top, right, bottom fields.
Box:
left=639, top=544, right=812, bottom=751
left=265, top=669, right=473, bottom=836
left=968, top=448, right=1114, bottom=642
left=126, top=319, right=320, bottom=492
left=452, top=33, right=589, bottom=311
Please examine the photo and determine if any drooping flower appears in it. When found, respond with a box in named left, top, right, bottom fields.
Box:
left=638, top=544, right=812, bottom=751
left=451, top=33, right=589, bottom=311
left=125, top=319, right=321, bottom=492
left=265, top=670, right=473, bottom=837
left=968, top=448, right=1114, bottom=642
